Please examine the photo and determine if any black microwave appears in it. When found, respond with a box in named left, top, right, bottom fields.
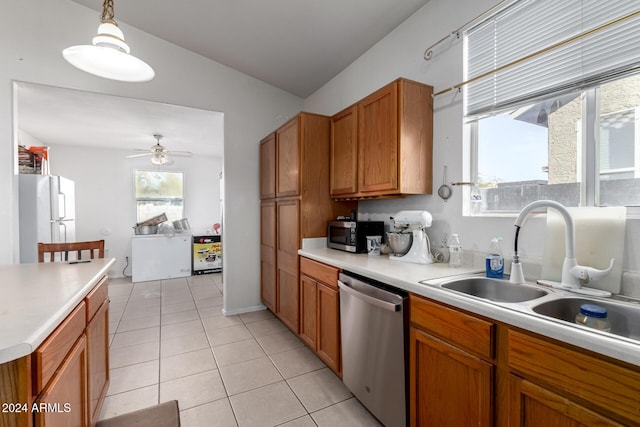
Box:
left=327, top=220, right=385, bottom=253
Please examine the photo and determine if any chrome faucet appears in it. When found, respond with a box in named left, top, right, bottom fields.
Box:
left=509, top=200, right=614, bottom=288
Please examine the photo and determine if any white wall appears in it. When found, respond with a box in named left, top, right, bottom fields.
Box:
left=1, top=0, right=302, bottom=313
left=304, top=0, right=640, bottom=274
left=45, top=144, right=222, bottom=278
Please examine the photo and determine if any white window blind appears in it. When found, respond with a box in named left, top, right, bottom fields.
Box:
left=465, top=0, right=640, bottom=116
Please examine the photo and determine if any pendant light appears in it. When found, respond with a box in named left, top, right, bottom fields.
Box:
left=62, top=0, right=154, bottom=82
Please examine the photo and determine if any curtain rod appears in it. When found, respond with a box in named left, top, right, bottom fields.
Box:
left=423, top=0, right=512, bottom=61
left=432, top=8, right=640, bottom=98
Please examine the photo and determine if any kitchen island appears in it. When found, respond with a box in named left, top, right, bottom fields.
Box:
left=0, top=258, right=114, bottom=427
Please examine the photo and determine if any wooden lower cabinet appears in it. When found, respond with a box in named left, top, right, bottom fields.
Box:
left=508, top=329, right=640, bottom=426
left=409, top=326, right=493, bottom=427
left=299, top=258, right=341, bottom=376
left=299, top=274, right=317, bottom=349
left=86, top=300, right=109, bottom=426
left=278, top=267, right=300, bottom=333
left=409, top=292, right=640, bottom=427
left=316, top=283, right=340, bottom=373
left=260, top=201, right=277, bottom=313
left=275, top=199, right=300, bottom=333
left=509, top=375, right=624, bottom=427
left=34, top=335, right=87, bottom=427
left=0, top=277, right=110, bottom=427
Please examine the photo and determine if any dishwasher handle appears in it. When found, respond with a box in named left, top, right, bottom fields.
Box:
left=338, top=280, right=402, bottom=312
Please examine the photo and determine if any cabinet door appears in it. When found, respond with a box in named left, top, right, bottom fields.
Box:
left=330, top=106, right=358, bottom=196
left=276, top=199, right=300, bottom=332
left=35, top=335, right=87, bottom=427
left=260, top=200, right=277, bottom=312
left=317, top=283, right=340, bottom=375
left=276, top=118, right=300, bottom=198
left=260, top=133, right=276, bottom=199
left=358, top=82, right=398, bottom=193
left=509, top=375, right=624, bottom=427
left=299, top=274, right=317, bottom=349
left=410, top=327, right=492, bottom=427
left=87, top=300, right=109, bottom=426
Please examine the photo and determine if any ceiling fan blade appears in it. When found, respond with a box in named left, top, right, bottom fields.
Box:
left=125, top=153, right=152, bottom=158
left=167, top=151, right=193, bottom=157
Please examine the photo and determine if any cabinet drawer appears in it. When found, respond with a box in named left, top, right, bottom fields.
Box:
left=410, top=294, right=494, bottom=360
left=508, top=329, right=640, bottom=423
left=33, top=301, right=86, bottom=394
left=86, top=276, right=108, bottom=322
left=300, top=257, right=339, bottom=289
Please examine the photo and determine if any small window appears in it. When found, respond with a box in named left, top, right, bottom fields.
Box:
left=135, top=170, right=184, bottom=222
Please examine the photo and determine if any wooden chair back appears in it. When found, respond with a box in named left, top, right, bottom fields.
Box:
left=37, top=240, right=105, bottom=263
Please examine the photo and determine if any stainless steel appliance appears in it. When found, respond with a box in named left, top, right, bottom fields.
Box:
left=338, top=271, right=408, bottom=427
left=19, top=174, right=76, bottom=263
left=327, top=220, right=384, bottom=253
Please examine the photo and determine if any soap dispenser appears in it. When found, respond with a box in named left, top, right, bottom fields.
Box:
left=486, top=237, right=504, bottom=279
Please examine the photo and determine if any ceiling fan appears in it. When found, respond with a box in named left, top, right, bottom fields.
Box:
left=126, top=134, right=192, bottom=165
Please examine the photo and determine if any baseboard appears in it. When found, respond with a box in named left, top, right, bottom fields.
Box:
left=222, top=304, right=267, bottom=316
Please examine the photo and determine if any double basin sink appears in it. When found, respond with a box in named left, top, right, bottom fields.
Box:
left=424, top=276, right=640, bottom=341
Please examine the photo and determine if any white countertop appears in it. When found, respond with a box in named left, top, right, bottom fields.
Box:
left=299, top=247, right=640, bottom=367
left=0, top=258, right=115, bottom=364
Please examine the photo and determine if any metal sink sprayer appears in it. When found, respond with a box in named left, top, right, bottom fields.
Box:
left=509, top=200, right=614, bottom=291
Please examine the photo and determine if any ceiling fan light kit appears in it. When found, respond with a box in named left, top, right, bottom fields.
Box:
left=150, top=155, right=172, bottom=166
left=62, top=0, right=155, bottom=82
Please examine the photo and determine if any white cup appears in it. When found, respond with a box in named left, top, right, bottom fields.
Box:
left=366, top=235, right=382, bottom=256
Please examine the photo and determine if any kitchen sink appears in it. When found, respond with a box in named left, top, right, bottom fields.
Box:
left=440, top=277, right=548, bottom=303
left=532, top=297, right=640, bottom=340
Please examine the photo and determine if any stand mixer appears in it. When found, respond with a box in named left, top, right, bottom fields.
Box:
left=388, top=210, right=434, bottom=264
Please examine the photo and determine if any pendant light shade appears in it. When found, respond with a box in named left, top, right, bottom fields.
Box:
left=63, top=0, right=154, bottom=82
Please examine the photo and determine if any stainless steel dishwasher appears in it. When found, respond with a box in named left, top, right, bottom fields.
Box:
left=338, top=271, right=408, bottom=427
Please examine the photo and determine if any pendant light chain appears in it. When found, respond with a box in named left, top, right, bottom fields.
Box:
left=101, top=0, right=116, bottom=25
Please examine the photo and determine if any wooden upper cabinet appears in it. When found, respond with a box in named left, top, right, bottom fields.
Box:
left=330, top=106, right=358, bottom=196
left=276, top=118, right=300, bottom=198
left=358, top=82, right=399, bottom=193
left=260, top=133, right=276, bottom=200
left=331, top=78, right=433, bottom=199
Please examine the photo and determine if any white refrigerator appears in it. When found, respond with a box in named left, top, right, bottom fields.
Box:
left=19, top=175, right=76, bottom=263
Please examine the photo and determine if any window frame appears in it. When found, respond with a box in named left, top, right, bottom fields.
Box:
left=467, top=85, right=640, bottom=217
left=463, top=0, right=640, bottom=218
left=134, top=169, right=186, bottom=223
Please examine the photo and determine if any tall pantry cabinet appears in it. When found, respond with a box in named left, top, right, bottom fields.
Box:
left=260, top=113, right=354, bottom=333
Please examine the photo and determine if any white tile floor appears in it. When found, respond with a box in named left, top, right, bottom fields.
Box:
left=100, top=274, right=382, bottom=427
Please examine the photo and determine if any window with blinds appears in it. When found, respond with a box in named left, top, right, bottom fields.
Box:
left=465, top=0, right=640, bottom=116
left=464, top=0, right=640, bottom=214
